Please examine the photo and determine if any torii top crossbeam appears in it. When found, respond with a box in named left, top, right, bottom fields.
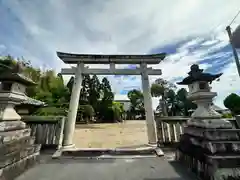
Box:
left=57, top=52, right=166, bottom=64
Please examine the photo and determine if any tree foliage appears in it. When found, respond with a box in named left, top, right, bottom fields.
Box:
left=176, top=88, right=197, bottom=116
left=77, top=105, right=95, bottom=123
left=224, top=93, right=240, bottom=115
left=0, top=55, right=200, bottom=122
left=127, top=89, right=145, bottom=119
left=151, top=78, right=197, bottom=116
left=0, top=55, right=123, bottom=123
left=112, top=102, right=124, bottom=122
left=151, top=78, right=176, bottom=116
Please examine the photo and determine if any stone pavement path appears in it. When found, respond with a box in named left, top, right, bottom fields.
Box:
left=16, top=157, right=197, bottom=180
left=73, top=120, right=148, bottom=148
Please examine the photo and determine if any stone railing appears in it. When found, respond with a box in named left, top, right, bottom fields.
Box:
left=155, top=116, right=237, bottom=146
left=155, top=116, right=189, bottom=146
left=22, top=116, right=66, bottom=150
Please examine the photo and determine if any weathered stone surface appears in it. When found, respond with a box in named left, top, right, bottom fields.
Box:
left=0, top=102, right=22, bottom=121
left=187, top=118, right=233, bottom=129
left=207, top=155, right=240, bottom=168
left=0, top=152, right=39, bottom=180
left=0, top=128, right=31, bottom=144
left=202, top=141, right=240, bottom=154
left=0, top=121, right=26, bottom=132
left=184, top=126, right=240, bottom=141
left=177, top=126, right=240, bottom=180
left=0, top=136, right=35, bottom=156
left=176, top=150, right=240, bottom=180
left=179, top=134, right=240, bottom=155
left=0, top=144, right=40, bottom=168
left=214, top=168, right=240, bottom=180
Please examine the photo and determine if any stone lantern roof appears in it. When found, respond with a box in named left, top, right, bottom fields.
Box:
left=0, top=62, right=36, bottom=86
left=21, top=97, right=46, bottom=106
left=177, top=64, right=222, bottom=85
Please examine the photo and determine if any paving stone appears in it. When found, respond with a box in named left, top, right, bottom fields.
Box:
left=16, top=157, right=197, bottom=180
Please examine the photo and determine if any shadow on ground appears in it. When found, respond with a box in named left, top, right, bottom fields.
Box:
left=169, top=161, right=197, bottom=179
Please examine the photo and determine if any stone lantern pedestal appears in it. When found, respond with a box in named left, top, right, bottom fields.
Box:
left=176, top=65, right=240, bottom=180
left=0, top=64, right=41, bottom=180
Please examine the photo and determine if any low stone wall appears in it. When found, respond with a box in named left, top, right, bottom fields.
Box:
left=155, top=116, right=237, bottom=146
left=155, top=116, right=189, bottom=146
left=22, top=116, right=66, bottom=150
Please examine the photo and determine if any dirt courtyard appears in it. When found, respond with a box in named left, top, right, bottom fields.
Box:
left=73, top=120, right=148, bottom=148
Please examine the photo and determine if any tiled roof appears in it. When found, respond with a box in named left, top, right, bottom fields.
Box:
left=0, top=73, right=36, bottom=86
left=21, top=97, right=46, bottom=106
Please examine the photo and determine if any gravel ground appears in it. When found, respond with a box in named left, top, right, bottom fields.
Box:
left=73, top=120, right=149, bottom=148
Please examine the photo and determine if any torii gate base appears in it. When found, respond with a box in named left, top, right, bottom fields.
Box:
left=57, top=52, right=165, bottom=155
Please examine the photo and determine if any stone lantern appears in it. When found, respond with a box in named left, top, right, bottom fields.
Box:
left=176, top=64, right=240, bottom=180
left=0, top=63, right=36, bottom=121
left=177, top=64, right=232, bottom=128
left=0, top=62, right=41, bottom=180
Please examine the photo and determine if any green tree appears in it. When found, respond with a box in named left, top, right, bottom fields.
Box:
left=151, top=78, right=176, bottom=116
left=88, top=75, right=101, bottom=110
left=0, top=55, right=127, bottom=122
left=166, top=89, right=180, bottom=116
left=99, top=77, right=115, bottom=122
left=24, top=67, right=42, bottom=97
left=67, top=76, right=74, bottom=93
left=79, top=75, right=91, bottom=104
left=112, top=101, right=124, bottom=122
left=176, top=88, right=197, bottom=116
left=33, top=106, right=67, bottom=116
left=0, top=55, right=17, bottom=69
left=77, top=105, right=95, bottom=123
left=127, top=89, right=145, bottom=119
left=224, top=93, right=240, bottom=115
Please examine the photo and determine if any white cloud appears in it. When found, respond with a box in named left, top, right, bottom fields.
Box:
left=0, top=44, right=6, bottom=54
left=3, top=0, right=240, bottom=65
left=212, top=62, right=240, bottom=108
left=2, top=0, right=240, bottom=110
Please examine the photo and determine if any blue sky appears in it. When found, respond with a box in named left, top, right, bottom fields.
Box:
left=1, top=0, right=240, bottom=109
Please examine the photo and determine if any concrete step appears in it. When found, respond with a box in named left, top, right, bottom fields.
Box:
left=55, top=147, right=164, bottom=159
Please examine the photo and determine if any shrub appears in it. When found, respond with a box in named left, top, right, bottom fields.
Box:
left=33, top=106, right=67, bottom=116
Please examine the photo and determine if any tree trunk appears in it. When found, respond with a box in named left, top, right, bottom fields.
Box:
left=160, top=99, right=168, bottom=116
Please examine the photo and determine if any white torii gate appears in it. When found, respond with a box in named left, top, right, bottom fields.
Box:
left=58, top=51, right=166, bottom=149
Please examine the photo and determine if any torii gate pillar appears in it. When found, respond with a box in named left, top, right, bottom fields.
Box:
left=141, top=63, right=157, bottom=145
left=62, top=63, right=83, bottom=149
